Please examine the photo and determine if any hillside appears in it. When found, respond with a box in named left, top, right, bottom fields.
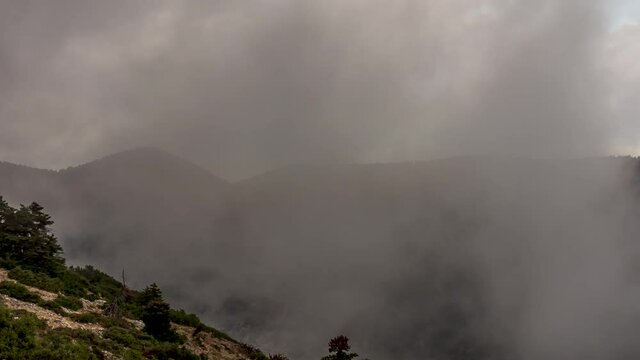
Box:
left=0, top=148, right=231, bottom=291
left=0, top=268, right=265, bottom=360
left=2, top=150, right=640, bottom=359
left=0, top=198, right=273, bottom=360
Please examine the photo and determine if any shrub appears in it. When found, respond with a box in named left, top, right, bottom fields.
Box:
left=40, top=295, right=83, bottom=315
left=170, top=308, right=201, bottom=327
left=0, top=306, right=107, bottom=360
left=41, top=301, right=65, bottom=315
left=169, top=309, right=235, bottom=342
left=0, top=306, right=45, bottom=358
left=0, top=257, right=18, bottom=270
left=104, top=326, right=139, bottom=347
left=321, top=335, right=360, bottom=360
left=52, top=295, right=83, bottom=311
left=57, top=270, right=91, bottom=298
left=241, top=343, right=269, bottom=360
left=0, top=281, right=41, bottom=303
left=46, top=327, right=118, bottom=353
left=69, top=265, right=123, bottom=300
left=30, top=329, right=102, bottom=359
left=141, top=342, right=203, bottom=360
left=99, top=314, right=137, bottom=329
left=8, top=267, right=62, bottom=293
left=269, top=354, right=290, bottom=360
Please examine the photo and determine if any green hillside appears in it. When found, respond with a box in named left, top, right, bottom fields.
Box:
left=0, top=196, right=274, bottom=360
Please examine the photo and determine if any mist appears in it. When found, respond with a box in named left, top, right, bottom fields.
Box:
left=1, top=0, right=639, bottom=178
left=2, top=0, right=640, bottom=359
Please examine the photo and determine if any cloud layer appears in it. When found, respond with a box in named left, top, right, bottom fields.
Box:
left=1, top=0, right=638, bottom=179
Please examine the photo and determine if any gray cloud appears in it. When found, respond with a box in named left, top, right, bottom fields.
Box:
left=3, top=2, right=640, bottom=358
left=0, top=0, right=636, bottom=179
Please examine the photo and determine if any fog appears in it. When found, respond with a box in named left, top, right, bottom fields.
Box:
left=2, top=0, right=640, bottom=359
left=1, top=0, right=639, bottom=178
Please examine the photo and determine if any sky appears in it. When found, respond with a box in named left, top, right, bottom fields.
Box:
left=610, top=0, right=640, bottom=29
left=1, top=0, right=640, bottom=180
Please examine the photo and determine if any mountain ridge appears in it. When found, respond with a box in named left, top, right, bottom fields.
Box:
left=2, top=149, right=640, bottom=359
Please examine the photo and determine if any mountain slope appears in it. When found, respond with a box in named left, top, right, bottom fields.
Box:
left=2, top=151, right=640, bottom=359
left=0, top=148, right=231, bottom=289
left=0, top=197, right=270, bottom=360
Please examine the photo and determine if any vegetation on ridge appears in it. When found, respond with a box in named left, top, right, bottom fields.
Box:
left=0, top=196, right=268, bottom=359
left=0, top=196, right=367, bottom=359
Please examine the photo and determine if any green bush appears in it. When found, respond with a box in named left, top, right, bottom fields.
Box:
left=57, top=270, right=91, bottom=298
left=100, top=315, right=137, bottom=329
left=0, top=306, right=107, bottom=360
left=7, top=262, right=129, bottom=302
left=0, top=257, right=18, bottom=270
left=0, top=306, right=46, bottom=359
left=8, top=267, right=63, bottom=293
left=0, top=281, right=41, bottom=303
left=104, top=326, right=139, bottom=347
left=52, top=295, right=83, bottom=311
left=30, top=329, right=102, bottom=359
left=142, top=342, right=204, bottom=360
left=39, top=296, right=83, bottom=315
left=70, top=265, right=125, bottom=300
left=169, top=308, right=235, bottom=342
left=121, top=348, right=146, bottom=360
left=170, top=308, right=201, bottom=327
left=41, top=300, right=65, bottom=315
left=45, top=328, right=119, bottom=354
left=68, top=311, right=135, bottom=330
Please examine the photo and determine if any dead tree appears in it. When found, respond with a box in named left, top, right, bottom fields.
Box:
left=104, top=269, right=128, bottom=317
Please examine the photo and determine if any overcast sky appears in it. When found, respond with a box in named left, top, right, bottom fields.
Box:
left=1, top=0, right=639, bottom=180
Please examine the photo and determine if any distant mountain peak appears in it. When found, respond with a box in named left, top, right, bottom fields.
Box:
left=66, top=147, right=229, bottom=185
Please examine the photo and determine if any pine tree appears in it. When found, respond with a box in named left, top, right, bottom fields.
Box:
left=137, top=283, right=164, bottom=305
left=142, top=300, right=175, bottom=341
left=0, top=198, right=64, bottom=275
left=139, top=283, right=181, bottom=342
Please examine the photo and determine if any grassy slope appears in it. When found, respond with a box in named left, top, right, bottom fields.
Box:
left=0, top=266, right=269, bottom=360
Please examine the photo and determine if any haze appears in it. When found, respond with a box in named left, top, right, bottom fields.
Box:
left=2, top=1, right=640, bottom=359
left=0, top=0, right=639, bottom=179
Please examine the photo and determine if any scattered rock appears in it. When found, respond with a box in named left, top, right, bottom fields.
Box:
left=0, top=268, right=58, bottom=301
left=0, top=294, right=104, bottom=333
left=173, top=323, right=253, bottom=360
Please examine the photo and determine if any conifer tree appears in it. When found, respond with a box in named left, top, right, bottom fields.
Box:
left=139, top=283, right=181, bottom=342
left=0, top=198, right=64, bottom=275
left=137, top=283, right=164, bottom=305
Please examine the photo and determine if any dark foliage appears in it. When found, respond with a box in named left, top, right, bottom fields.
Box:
left=321, top=336, right=360, bottom=360
left=131, top=283, right=180, bottom=342
left=141, top=342, right=206, bottom=360
left=137, top=283, right=163, bottom=305
left=269, top=354, right=290, bottom=360
left=0, top=281, right=41, bottom=303
left=0, top=198, right=65, bottom=275
left=142, top=299, right=182, bottom=343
